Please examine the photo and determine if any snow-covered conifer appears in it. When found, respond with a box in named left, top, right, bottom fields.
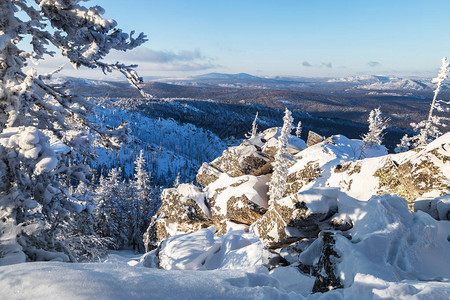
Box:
left=246, top=112, right=259, bottom=139
left=394, top=134, right=411, bottom=153
left=414, top=57, right=449, bottom=146
left=399, top=57, right=449, bottom=150
left=95, top=168, right=122, bottom=245
left=268, top=108, right=293, bottom=205
left=363, top=108, right=389, bottom=146
left=0, top=1, right=146, bottom=264
left=358, top=108, right=389, bottom=159
left=296, top=121, right=302, bottom=138
left=130, top=150, right=153, bottom=252
left=173, top=173, right=181, bottom=188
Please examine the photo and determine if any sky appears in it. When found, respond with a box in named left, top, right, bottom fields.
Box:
left=33, top=0, right=450, bottom=79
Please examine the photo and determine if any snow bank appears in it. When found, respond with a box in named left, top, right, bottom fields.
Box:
left=1, top=256, right=448, bottom=300
left=159, top=227, right=264, bottom=271
left=0, top=262, right=290, bottom=300
left=334, top=193, right=450, bottom=285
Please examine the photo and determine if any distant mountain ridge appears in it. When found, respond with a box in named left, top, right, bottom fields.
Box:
left=153, top=72, right=446, bottom=92
left=51, top=72, right=447, bottom=93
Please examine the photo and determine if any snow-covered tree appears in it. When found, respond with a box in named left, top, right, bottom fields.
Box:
left=268, top=108, right=293, bottom=205
left=396, top=57, right=449, bottom=152
left=246, top=112, right=259, bottom=139
left=130, top=150, right=153, bottom=252
left=0, top=1, right=146, bottom=264
left=358, top=108, right=389, bottom=159
left=95, top=169, right=121, bottom=244
left=362, top=108, right=389, bottom=146
left=173, top=173, right=181, bottom=188
left=413, top=57, right=449, bottom=146
left=62, top=181, right=113, bottom=262
left=394, top=135, right=411, bottom=154
left=296, top=121, right=302, bottom=138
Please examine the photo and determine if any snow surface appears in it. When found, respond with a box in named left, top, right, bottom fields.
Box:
left=1, top=193, right=449, bottom=299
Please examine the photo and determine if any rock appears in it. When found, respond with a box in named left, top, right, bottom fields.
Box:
left=306, top=131, right=324, bottom=147
left=414, top=196, right=450, bottom=221
left=327, top=217, right=353, bottom=231
left=310, top=232, right=344, bottom=293
left=285, top=161, right=321, bottom=197
left=143, top=216, right=169, bottom=252
left=226, top=195, right=267, bottom=224
left=253, top=188, right=339, bottom=248
left=374, top=140, right=450, bottom=211
left=209, top=174, right=270, bottom=225
left=196, top=163, right=221, bottom=187
left=250, top=161, right=273, bottom=176
left=262, top=127, right=307, bottom=157
left=143, top=185, right=212, bottom=251
left=211, top=144, right=268, bottom=177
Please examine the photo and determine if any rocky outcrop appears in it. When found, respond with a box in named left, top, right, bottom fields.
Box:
left=143, top=184, right=212, bottom=251
left=196, top=163, right=221, bottom=187
left=253, top=188, right=340, bottom=248
left=144, top=128, right=307, bottom=250
left=142, top=128, right=450, bottom=297
left=306, top=131, right=324, bottom=147
left=145, top=129, right=450, bottom=264
left=374, top=143, right=450, bottom=210
left=210, top=143, right=268, bottom=177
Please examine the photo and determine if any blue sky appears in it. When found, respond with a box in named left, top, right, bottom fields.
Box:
left=37, top=0, right=450, bottom=78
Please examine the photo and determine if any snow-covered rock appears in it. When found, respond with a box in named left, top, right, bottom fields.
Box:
left=141, top=128, right=450, bottom=298
left=306, top=130, right=324, bottom=147
left=210, top=142, right=269, bottom=177
left=145, top=129, right=305, bottom=249
left=143, top=184, right=212, bottom=251
left=253, top=188, right=340, bottom=248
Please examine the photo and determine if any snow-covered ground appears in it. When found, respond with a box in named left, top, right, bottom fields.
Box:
left=2, top=193, right=449, bottom=299
left=1, top=248, right=448, bottom=299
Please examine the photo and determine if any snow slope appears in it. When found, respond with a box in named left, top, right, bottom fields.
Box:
left=2, top=262, right=448, bottom=300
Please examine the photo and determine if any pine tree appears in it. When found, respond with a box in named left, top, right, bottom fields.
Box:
left=359, top=108, right=389, bottom=159
left=363, top=108, right=389, bottom=146
left=246, top=112, right=259, bottom=139
left=296, top=121, right=302, bottom=138
left=413, top=57, right=449, bottom=146
left=0, top=1, right=146, bottom=264
left=397, top=57, right=450, bottom=151
left=394, top=134, right=411, bottom=154
left=62, top=181, right=113, bottom=261
left=173, top=173, right=181, bottom=188
left=130, top=150, right=153, bottom=252
left=95, top=168, right=128, bottom=248
left=268, top=108, right=293, bottom=205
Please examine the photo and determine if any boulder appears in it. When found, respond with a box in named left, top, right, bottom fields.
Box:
left=211, top=144, right=268, bottom=177
left=285, top=161, right=321, bottom=197
left=196, top=163, right=221, bottom=187
left=261, top=127, right=307, bottom=157
left=208, top=174, right=270, bottom=226
left=306, top=131, right=324, bottom=147
left=374, top=140, right=450, bottom=211
left=143, top=184, right=212, bottom=251
left=253, top=188, right=339, bottom=248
